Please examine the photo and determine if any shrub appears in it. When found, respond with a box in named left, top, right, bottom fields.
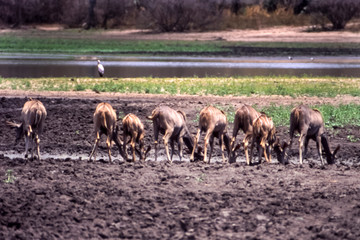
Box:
left=0, top=0, right=63, bottom=27
left=307, top=0, right=360, bottom=30
left=139, top=0, right=225, bottom=32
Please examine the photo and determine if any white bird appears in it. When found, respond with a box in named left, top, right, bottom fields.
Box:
left=97, top=60, right=104, bottom=77
left=310, top=57, right=314, bottom=61
left=288, top=56, right=293, bottom=60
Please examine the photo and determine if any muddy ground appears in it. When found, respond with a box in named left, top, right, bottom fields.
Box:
left=1, top=93, right=360, bottom=239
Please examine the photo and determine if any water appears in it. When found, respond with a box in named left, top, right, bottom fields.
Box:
left=1, top=54, right=360, bottom=78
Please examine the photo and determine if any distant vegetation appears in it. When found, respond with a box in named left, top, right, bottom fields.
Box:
left=0, top=0, right=359, bottom=31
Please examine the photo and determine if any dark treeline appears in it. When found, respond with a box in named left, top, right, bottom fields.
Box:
left=0, top=0, right=359, bottom=31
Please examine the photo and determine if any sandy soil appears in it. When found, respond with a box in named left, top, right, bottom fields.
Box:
left=1, top=92, right=360, bottom=239
left=102, top=27, right=360, bottom=43
left=2, top=25, right=360, bottom=43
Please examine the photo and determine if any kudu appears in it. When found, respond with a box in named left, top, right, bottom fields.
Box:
left=122, top=113, right=150, bottom=162
left=147, top=106, right=190, bottom=163
left=7, top=99, right=47, bottom=160
left=231, top=105, right=288, bottom=165
left=249, top=113, right=278, bottom=165
left=89, top=102, right=125, bottom=162
left=289, top=105, right=340, bottom=165
left=231, top=104, right=261, bottom=164
left=190, top=106, right=231, bottom=164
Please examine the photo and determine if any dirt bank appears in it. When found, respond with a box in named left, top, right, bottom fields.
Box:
left=3, top=26, right=360, bottom=43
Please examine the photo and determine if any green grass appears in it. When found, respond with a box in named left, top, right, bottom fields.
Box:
left=1, top=76, right=359, bottom=127
left=189, top=103, right=360, bottom=128
left=4, top=169, right=16, bottom=184
left=258, top=104, right=360, bottom=128
left=1, top=31, right=359, bottom=56
left=2, top=76, right=359, bottom=97
left=0, top=35, right=224, bottom=55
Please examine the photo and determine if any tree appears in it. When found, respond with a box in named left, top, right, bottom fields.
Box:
left=97, top=0, right=134, bottom=29
left=86, top=0, right=97, bottom=29
left=307, top=0, right=360, bottom=30
left=230, top=0, right=243, bottom=15
left=139, top=0, right=225, bottom=32
left=0, top=0, right=64, bottom=27
left=61, top=0, right=88, bottom=28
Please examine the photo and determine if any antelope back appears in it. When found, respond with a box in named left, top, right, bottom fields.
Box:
left=253, top=114, right=270, bottom=130
left=310, top=108, right=325, bottom=128
left=123, top=113, right=144, bottom=135
left=235, top=105, right=260, bottom=131
left=21, top=100, right=47, bottom=134
left=199, top=106, right=227, bottom=128
left=94, top=103, right=117, bottom=132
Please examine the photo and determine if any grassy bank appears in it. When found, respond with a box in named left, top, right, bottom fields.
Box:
left=0, top=35, right=223, bottom=55
left=1, top=76, right=359, bottom=128
left=2, top=76, right=360, bottom=98
left=201, top=103, right=360, bottom=129
left=259, top=104, right=360, bottom=128
left=1, top=33, right=360, bottom=56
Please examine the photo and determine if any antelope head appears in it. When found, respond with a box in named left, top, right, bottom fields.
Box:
left=6, top=121, right=24, bottom=145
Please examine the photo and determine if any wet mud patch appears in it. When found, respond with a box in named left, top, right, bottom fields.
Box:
left=0, top=95, right=359, bottom=164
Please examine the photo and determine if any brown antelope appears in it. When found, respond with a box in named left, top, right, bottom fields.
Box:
left=122, top=113, right=150, bottom=162
left=89, top=102, right=125, bottom=162
left=7, top=99, right=47, bottom=160
left=249, top=113, right=277, bottom=165
left=231, top=105, right=287, bottom=165
left=231, top=104, right=261, bottom=164
left=147, top=106, right=190, bottom=163
left=190, top=106, right=231, bottom=163
left=289, top=105, right=340, bottom=165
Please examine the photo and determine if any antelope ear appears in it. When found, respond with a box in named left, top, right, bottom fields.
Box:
left=333, top=145, right=340, bottom=157
left=271, top=127, right=276, bottom=136
left=281, top=142, right=289, bottom=151
left=235, top=144, right=241, bottom=151
left=232, top=143, right=241, bottom=152
left=273, top=136, right=280, bottom=146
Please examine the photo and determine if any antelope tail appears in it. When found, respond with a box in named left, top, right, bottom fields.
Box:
left=293, top=108, right=300, bottom=124
left=146, top=109, right=158, bottom=120
left=34, top=109, right=43, bottom=126
left=177, top=110, right=187, bottom=122
left=102, top=111, right=107, bottom=129
left=290, top=108, right=300, bottom=137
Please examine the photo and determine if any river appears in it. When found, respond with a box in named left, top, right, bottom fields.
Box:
left=1, top=54, right=360, bottom=78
